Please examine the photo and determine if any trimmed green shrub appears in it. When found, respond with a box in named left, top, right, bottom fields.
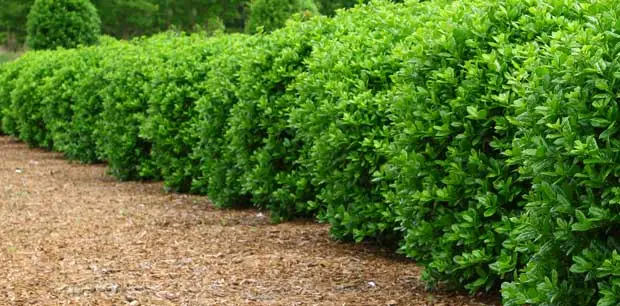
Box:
left=93, top=36, right=170, bottom=180
left=290, top=0, right=439, bottom=244
left=386, top=0, right=596, bottom=294
left=142, top=34, right=252, bottom=194
left=42, top=43, right=113, bottom=162
left=39, top=48, right=83, bottom=150
left=220, top=14, right=335, bottom=217
left=190, top=34, right=259, bottom=203
left=0, top=57, right=24, bottom=135
left=10, top=50, right=66, bottom=148
left=26, top=0, right=101, bottom=50
left=287, top=0, right=589, bottom=294
left=140, top=36, right=209, bottom=192
left=245, top=0, right=319, bottom=34
left=499, top=1, right=620, bottom=305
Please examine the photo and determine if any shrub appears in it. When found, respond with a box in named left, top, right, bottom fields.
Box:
left=245, top=0, right=319, bottom=34
left=39, top=48, right=83, bottom=150
left=141, top=34, right=252, bottom=194
left=500, top=1, right=620, bottom=305
left=289, top=0, right=586, bottom=294
left=93, top=36, right=171, bottom=180
left=26, top=0, right=101, bottom=50
left=0, top=58, right=24, bottom=135
left=386, top=0, right=596, bottom=293
left=190, top=34, right=259, bottom=203
left=289, top=0, right=440, bottom=244
left=219, top=14, right=335, bottom=217
left=140, top=36, right=210, bottom=192
left=9, top=50, right=66, bottom=148
left=41, top=44, right=112, bottom=162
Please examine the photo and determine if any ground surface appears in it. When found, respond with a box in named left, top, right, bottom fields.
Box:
left=0, top=136, right=499, bottom=306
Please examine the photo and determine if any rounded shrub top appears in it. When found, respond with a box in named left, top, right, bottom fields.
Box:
left=245, top=0, right=319, bottom=34
left=26, top=0, right=101, bottom=50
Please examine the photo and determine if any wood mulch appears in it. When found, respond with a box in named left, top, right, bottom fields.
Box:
left=0, top=136, right=500, bottom=305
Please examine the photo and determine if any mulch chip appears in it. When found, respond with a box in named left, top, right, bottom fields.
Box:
left=0, top=136, right=500, bottom=305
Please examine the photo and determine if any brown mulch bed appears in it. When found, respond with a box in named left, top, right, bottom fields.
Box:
left=0, top=136, right=500, bottom=306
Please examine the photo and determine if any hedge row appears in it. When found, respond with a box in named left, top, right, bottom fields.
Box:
left=2, top=0, right=620, bottom=304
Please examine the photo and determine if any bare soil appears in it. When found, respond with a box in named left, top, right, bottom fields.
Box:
left=0, top=136, right=500, bottom=306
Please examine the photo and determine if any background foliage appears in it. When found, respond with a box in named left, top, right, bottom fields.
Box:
left=244, top=0, right=319, bottom=33
left=26, top=0, right=101, bottom=50
left=0, top=0, right=31, bottom=49
left=0, top=0, right=371, bottom=50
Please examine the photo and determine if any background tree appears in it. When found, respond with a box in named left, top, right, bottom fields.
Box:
left=0, top=0, right=34, bottom=50
left=0, top=0, right=378, bottom=50
left=245, top=0, right=318, bottom=34
left=90, top=0, right=159, bottom=38
left=315, top=0, right=360, bottom=15
left=152, top=0, right=246, bottom=33
left=26, top=0, right=101, bottom=50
